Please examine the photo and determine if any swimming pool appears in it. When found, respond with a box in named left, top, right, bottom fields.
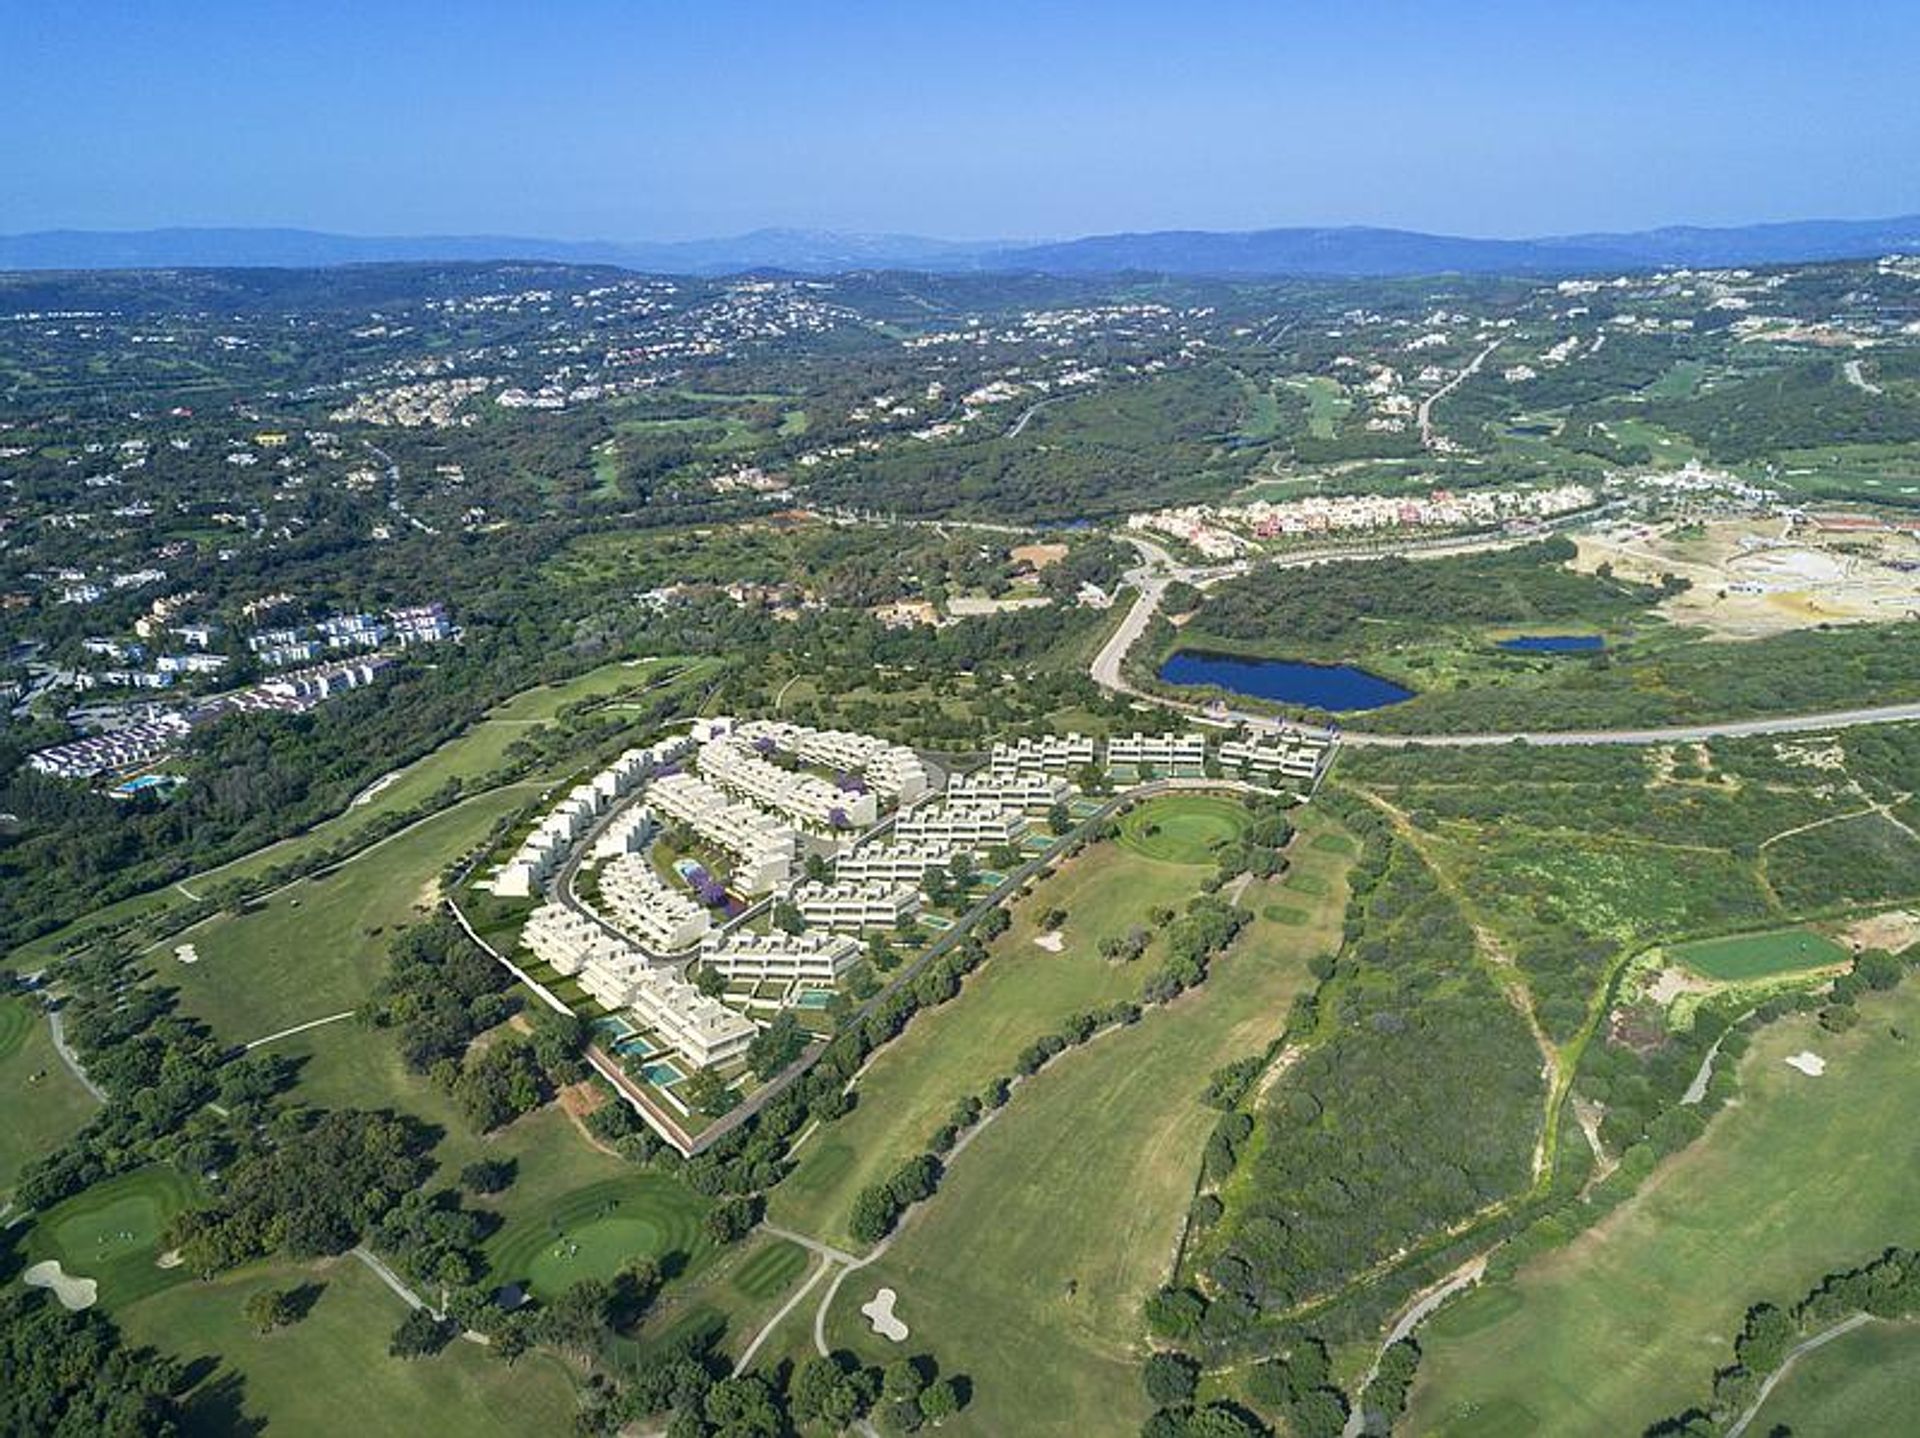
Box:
left=641, top=1059, right=685, bottom=1088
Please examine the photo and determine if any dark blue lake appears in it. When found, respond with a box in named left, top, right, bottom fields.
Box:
left=1496, top=635, right=1605, bottom=653
left=1158, top=650, right=1413, bottom=711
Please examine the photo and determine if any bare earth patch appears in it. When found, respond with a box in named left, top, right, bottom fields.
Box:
left=1646, top=966, right=1717, bottom=1006
left=24, top=1260, right=97, bottom=1311
left=1835, top=909, right=1920, bottom=955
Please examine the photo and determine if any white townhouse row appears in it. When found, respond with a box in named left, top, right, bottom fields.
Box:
left=697, top=736, right=879, bottom=831
left=946, top=770, right=1071, bottom=812
left=893, top=801, right=1029, bottom=850
left=731, top=717, right=932, bottom=804
left=1219, top=734, right=1332, bottom=782
left=1106, top=731, right=1208, bottom=772
left=646, top=770, right=797, bottom=893
left=491, top=734, right=693, bottom=897
left=833, top=841, right=956, bottom=887
left=989, top=733, right=1098, bottom=777
left=27, top=711, right=195, bottom=779
left=787, top=878, right=922, bottom=932
left=522, top=902, right=754, bottom=1068
left=595, top=853, right=713, bottom=952
left=699, top=930, right=861, bottom=986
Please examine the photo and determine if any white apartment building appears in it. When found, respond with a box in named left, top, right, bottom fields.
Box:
left=647, top=771, right=797, bottom=892
left=893, top=802, right=1029, bottom=850
left=1219, top=734, right=1331, bottom=782
left=629, top=967, right=756, bottom=1068
left=788, top=879, right=922, bottom=932
left=698, top=737, right=879, bottom=831
left=595, top=853, right=713, bottom=952
left=699, top=931, right=861, bottom=986
left=833, top=841, right=955, bottom=887
left=946, top=770, right=1070, bottom=812
left=1106, top=731, right=1208, bottom=772
left=591, top=807, right=655, bottom=861
left=990, top=733, right=1097, bottom=777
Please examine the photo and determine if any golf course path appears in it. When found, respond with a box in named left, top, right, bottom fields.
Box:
left=1725, top=1312, right=1875, bottom=1438
left=1342, top=1255, right=1491, bottom=1438
left=244, top=1009, right=357, bottom=1050
left=735, top=1250, right=833, bottom=1373
left=46, top=1006, right=108, bottom=1104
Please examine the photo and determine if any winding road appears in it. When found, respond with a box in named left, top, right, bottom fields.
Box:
left=1092, top=537, right=1920, bottom=749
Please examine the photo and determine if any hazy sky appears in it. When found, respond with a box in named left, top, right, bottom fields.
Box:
left=8, top=0, right=1917, bottom=240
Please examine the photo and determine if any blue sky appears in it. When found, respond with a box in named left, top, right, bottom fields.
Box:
left=7, top=0, right=1916, bottom=240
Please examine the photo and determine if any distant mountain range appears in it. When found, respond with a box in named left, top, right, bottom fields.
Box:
left=3, top=214, right=1917, bottom=278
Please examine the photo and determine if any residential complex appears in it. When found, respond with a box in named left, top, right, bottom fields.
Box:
left=1106, top=731, right=1208, bottom=773
left=1219, top=732, right=1333, bottom=782
left=646, top=770, right=798, bottom=892
left=787, top=878, right=922, bottom=932
left=832, top=840, right=956, bottom=886
left=697, top=734, right=879, bottom=831
left=699, top=930, right=862, bottom=986
left=990, top=732, right=1098, bottom=776
left=27, top=712, right=194, bottom=779
left=594, top=853, right=713, bottom=952
left=894, top=801, right=1029, bottom=850
left=945, top=769, right=1071, bottom=812
left=732, top=717, right=933, bottom=804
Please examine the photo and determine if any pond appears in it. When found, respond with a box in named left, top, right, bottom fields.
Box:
left=1496, top=634, right=1605, bottom=653
left=1157, top=650, right=1413, bottom=711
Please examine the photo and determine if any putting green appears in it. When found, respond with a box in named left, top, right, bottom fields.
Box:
left=486, top=1175, right=712, bottom=1300
left=1672, top=927, right=1849, bottom=982
left=1115, top=795, right=1249, bottom=865
left=27, top=1165, right=197, bottom=1307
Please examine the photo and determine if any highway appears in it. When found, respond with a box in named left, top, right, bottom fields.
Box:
left=1090, top=535, right=1920, bottom=748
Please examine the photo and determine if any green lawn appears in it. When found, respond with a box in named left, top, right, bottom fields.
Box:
left=821, top=815, right=1354, bottom=1435
left=1116, top=794, right=1250, bottom=865
left=1409, top=981, right=1920, bottom=1436
left=1747, top=1317, right=1920, bottom=1436
left=768, top=838, right=1219, bottom=1249
left=25, top=1165, right=198, bottom=1307
left=117, top=1254, right=579, bottom=1435
left=1670, top=927, right=1850, bottom=982
left=486, top=1173, right=714, bottom=1301
left=0, top=995, right=98, bottom=1200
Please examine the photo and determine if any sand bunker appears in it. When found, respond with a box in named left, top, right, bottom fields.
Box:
left=861, top=1286, right=909, bottom=1342
left=1784, top=1051, right=1828, bottom=1077
left=23, top=1260, right=98, bottom=1311
left=1033, top=931, right=1065, bottom=952
left=174, top=944, right=199, bottom=964
left=155, top=1249, right=184, bottom=1270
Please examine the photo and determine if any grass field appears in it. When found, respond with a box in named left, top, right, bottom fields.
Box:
left=1670, top=927, right=1850, bottom=982
left=1409, top=981, right=1920, bottom=1436
left=486, top=1173, right=714, bottom=1300
left=117, top=1254, right=579, bottom=1435
left=25, top=1165, right=198, bottom=1307
left=820, top=812, right=1355, bottom=1435
left=1116, top=794, right=1250, bottom=865
left=0, top=995, right=98, bottom=1200
left=637, top=1230, right=813, bottom=1365
left=1746, top=1317, right=1920, bottom=1436
left=768, top=832, right=1233, bottom=1249
left=159, top=783, right=536, bottom=1045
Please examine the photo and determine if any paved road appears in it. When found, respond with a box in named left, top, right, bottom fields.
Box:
left=1092, top=535, right=1920, bottom=749
left=1419, top=340, right=1500, bottom=449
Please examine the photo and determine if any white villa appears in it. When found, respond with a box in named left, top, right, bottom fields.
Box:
left=893, top=802, right=1029, bottom=850
left=833, top=841, right=955, bottom=886
left=989, top=733, right=1097, bottom=776
left=647, top=771, right=798, bottom=892
left=945, top=769, right=1070, bottom=812
left=1219, top=733, right=1331, bottom=782
left=1106, top=731, right=1208, bottom=772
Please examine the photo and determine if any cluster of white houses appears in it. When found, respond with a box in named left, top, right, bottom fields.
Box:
left=696, top=734, right=878, bottom=831
left=489, top=735, right=693, bottom=898
left=521, top=902, right=756, bottom=1069
left=1219, top=731, right=1333, bottom=783
left=647, top=771, right=799, bottom=893
left=698, top=930, right=862, bottom=985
